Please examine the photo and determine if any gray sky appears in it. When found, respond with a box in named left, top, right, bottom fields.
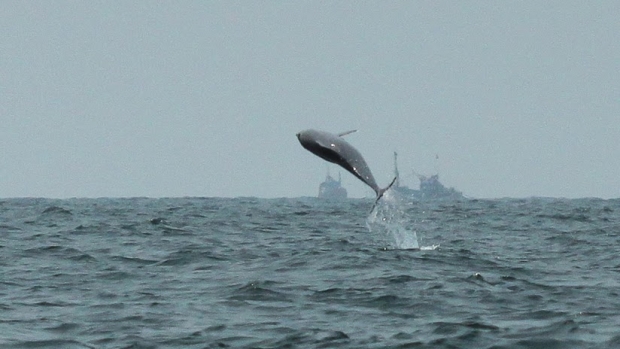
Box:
left=2, top=1, right=619, bottom=199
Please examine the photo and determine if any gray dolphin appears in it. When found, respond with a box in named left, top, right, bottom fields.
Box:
left=296, top=129, right=396, bottom=204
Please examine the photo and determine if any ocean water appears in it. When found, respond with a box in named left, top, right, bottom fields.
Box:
left=1, top=194, right=620, bottom=349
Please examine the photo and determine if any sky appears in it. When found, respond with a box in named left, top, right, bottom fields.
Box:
left=1, top=1, right=619, bottom=199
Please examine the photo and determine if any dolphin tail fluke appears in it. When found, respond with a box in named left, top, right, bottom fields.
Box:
left=370, top=176, right=398, bottom=213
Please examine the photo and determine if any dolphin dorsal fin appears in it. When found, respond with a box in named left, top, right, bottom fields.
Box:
left=337, top=130, right=357, bottom=137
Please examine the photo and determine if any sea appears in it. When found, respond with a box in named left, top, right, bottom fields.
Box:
left=1, top=192, right=620, bottom=349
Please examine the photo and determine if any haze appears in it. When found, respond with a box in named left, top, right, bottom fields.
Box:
left=2, top=1, right=619, bottom=199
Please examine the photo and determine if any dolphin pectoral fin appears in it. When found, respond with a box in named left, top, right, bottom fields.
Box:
left=337, top=130, right=357, bottom=137
left=369, top=176, right=398, bottom=213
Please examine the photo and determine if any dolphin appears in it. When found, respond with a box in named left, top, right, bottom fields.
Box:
left=296, top=129, right=396, bottom=206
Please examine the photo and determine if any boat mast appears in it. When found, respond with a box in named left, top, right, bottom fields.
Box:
left=393, top=151, right=400, bottom=187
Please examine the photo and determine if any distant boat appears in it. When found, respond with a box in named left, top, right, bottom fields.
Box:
left=392, top=152, right=464, bottom=200
left=318, top=172, right=347, bottom=199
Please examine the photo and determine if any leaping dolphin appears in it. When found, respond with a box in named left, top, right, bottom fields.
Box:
left=296, top=129, right=396, bottom=206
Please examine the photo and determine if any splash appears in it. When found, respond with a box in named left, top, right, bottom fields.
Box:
left=366, top=190, right=438, bottom=250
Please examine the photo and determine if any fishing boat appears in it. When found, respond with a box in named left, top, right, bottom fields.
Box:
left=392, top=152, right=464, bottom=200
left=318, top=172, right=347, bottom=199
